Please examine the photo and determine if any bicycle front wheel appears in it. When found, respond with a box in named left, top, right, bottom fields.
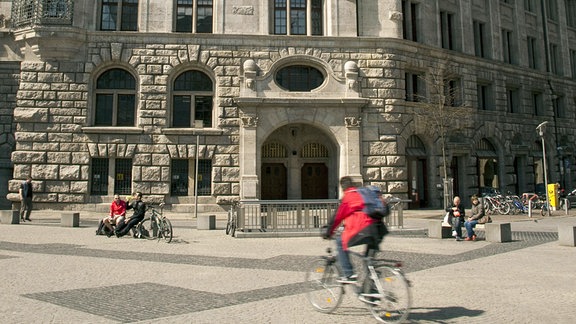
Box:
left=369, top=266, right=411, bottom=323
left=160, top=218, right=173, bottom=243
left=305, top=258, right=344, bottom=313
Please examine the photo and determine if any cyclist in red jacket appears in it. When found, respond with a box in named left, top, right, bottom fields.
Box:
left=324, top=176, right=387, bottom=283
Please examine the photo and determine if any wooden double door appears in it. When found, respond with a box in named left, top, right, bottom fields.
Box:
left=261, top=163, right=328, bottom=200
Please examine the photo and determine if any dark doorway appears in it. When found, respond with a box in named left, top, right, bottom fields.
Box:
left=407, top=157, right=428, bottom=208
left=261, top=163, right=287, bottom=200
left=301, top=163, right=328, bottom=199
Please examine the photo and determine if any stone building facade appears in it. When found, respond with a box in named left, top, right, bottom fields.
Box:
left=1, top=0, right=575, bottom=212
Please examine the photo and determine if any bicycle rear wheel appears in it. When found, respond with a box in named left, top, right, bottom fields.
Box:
left=138, top=218, right=157, bottom=240
left=305, top=258, right=344, bottom=313
left=368, top=266, right=411, bottom=323
left=160, top=218, right=173, bottom=243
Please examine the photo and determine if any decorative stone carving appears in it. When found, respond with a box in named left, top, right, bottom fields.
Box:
left=345, top=116, right=361, bottom=127
left=389, top=11, right=403, bottom=21
left=111, top=43, right=123, bottom=61
left=240, top=114, right=258, bottom=128
left=243, top=59, right=258, bottom=90
left=232, top=6, right=255, bottom=15
left=344, top=61, right=359, bottom=90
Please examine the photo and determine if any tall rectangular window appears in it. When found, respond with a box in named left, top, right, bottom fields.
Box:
left=571, top=49, right=576, bottom=80
left=502, top=29, right=515, bottom=64
left=91, top=158, right=109, bottom=195
left=477, top=84, right=492, bottom=110
left=440, top=11, right=455, bottom=50
left=527, top=36, right=538, bottom=69
left=171, top=159, right=189, bottom=196
left=506, top=88, right=520, bottom=113
left=550, top=43, right=561, bottom=75
left=524, top=0, right=536, bottom=12
left=101, top=0, right=139, bottom=31
left=567, top=0, right=576, bottom=27
left=274, top=0, right=323, bottom=35
left=405, top=72, right=423, bottom=102
left=175, top=0, right=213, bottom=33
left=402, top=1, right=419, bottom=42
left=473, top=20, right=487, bottom=58
left=115, top=158, right=133, bottom=195
left=175, top=0, right=193, bottom=32
left=553, top=96, right=566, bottom=118
left=444, top=78, right=461, bottom=107
left=532, top=92, right=543, bottom=116
left=197, top=159, right=212, bottom=196
left=546, top=0, right=558, bottom=21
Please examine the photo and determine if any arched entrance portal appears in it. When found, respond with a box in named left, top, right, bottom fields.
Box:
left=261, top=124, right=338, bottom=200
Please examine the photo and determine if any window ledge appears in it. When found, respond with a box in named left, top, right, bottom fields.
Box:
left=82, top=126, right=144, bottom=134
left=162, top=128, right=223, bottom=136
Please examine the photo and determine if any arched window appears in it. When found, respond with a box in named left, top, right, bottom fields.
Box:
left=172, top=70, right=213, bottom=128
left=476, top=138, right=498, bottom=191
left=94, top=68, right=136, bottom=126
left=275, top=65, right=324, bottom=91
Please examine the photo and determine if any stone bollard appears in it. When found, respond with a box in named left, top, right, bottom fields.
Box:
left=428, top=220, right=452, bottom=239
left=61, top=212, right=80, bottom=227
left=197, top=215, right=216, bottom=230
left=0, top=210, right=20, bottom=224
left=485, top=223, right=512, bottom=243
left=558, top=225, right=576, bottom=247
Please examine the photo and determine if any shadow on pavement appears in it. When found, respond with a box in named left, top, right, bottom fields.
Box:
left=408, top=306, right=484, bottom=322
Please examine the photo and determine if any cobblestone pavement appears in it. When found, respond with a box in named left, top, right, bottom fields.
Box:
left=1, top=210, right=575, bottom=323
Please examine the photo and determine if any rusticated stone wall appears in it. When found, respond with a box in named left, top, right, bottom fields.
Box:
left=0, top=62, right=19, bottom=209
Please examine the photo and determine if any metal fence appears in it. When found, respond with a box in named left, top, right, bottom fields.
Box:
left=11, top=0, right=74, bottom=29
left=236, top=199, right=408, bottom=234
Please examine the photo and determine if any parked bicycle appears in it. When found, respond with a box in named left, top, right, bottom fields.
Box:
left=482, top=194, right=510, bottom=215
left=136, top=202, right=173, bottom=243
left=306, top=242, right=411, bottom=323
left=225, top=201, right=239, bottom=237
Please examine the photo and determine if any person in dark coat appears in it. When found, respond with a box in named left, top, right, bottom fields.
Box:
left=115, top=192, right=146, bottom=237
left=19, top=177, right=33, bottom=221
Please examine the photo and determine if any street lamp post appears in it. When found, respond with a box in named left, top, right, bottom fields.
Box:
left=194, top=121, right=203, bottom=218
left=537, top=121, right=550, bottom=216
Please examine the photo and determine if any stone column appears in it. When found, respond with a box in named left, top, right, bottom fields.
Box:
left=344, top=116, right=363, bottom=184
left=239, top=112, right=259, bottom=199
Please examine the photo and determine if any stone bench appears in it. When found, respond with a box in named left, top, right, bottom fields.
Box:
left=428, top=220, right=453, bottom=239
left=61, top=212, right=80, bottom=227
left=558, top=225, right=576, bottom=247
left=0, top=210, right=20, bottom=224
left=484, top=222, right=511, bottom=243
left=197, top=214, right=216, bottom=230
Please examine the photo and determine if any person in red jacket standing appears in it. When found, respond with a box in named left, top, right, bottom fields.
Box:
left=324, top=176, right=387, bottom=283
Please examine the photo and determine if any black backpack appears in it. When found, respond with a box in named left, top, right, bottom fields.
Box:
left=355, top=186, right=390, bottom=220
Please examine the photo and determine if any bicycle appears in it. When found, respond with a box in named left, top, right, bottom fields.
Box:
left=225, top=201, right=238, bottom=237
left=136, top=202, right=173, bottom=243
left=305, top=242, right=411, bottom=323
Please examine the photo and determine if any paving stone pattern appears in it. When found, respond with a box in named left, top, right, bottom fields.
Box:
left=5, top=229, right=557, bottom=323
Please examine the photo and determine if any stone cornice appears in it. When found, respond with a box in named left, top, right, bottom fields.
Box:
left=234, top=97, right=369, bottom=108
left=13, top=26, right=86, bottom=60
left=82, top=126, right=144, bottom=134
left=161, top=128, right=224, bottom=136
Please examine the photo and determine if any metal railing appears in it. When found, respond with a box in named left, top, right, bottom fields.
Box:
left=235, top=198, right=408, bottom=234
left=11, top=0, right=74, bottom=29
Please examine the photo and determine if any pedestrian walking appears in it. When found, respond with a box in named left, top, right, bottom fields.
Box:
left=19, top=176, right=33, bottom=221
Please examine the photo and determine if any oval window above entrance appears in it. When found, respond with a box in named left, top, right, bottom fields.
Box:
left=275, top=65, right=325, bottom=91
